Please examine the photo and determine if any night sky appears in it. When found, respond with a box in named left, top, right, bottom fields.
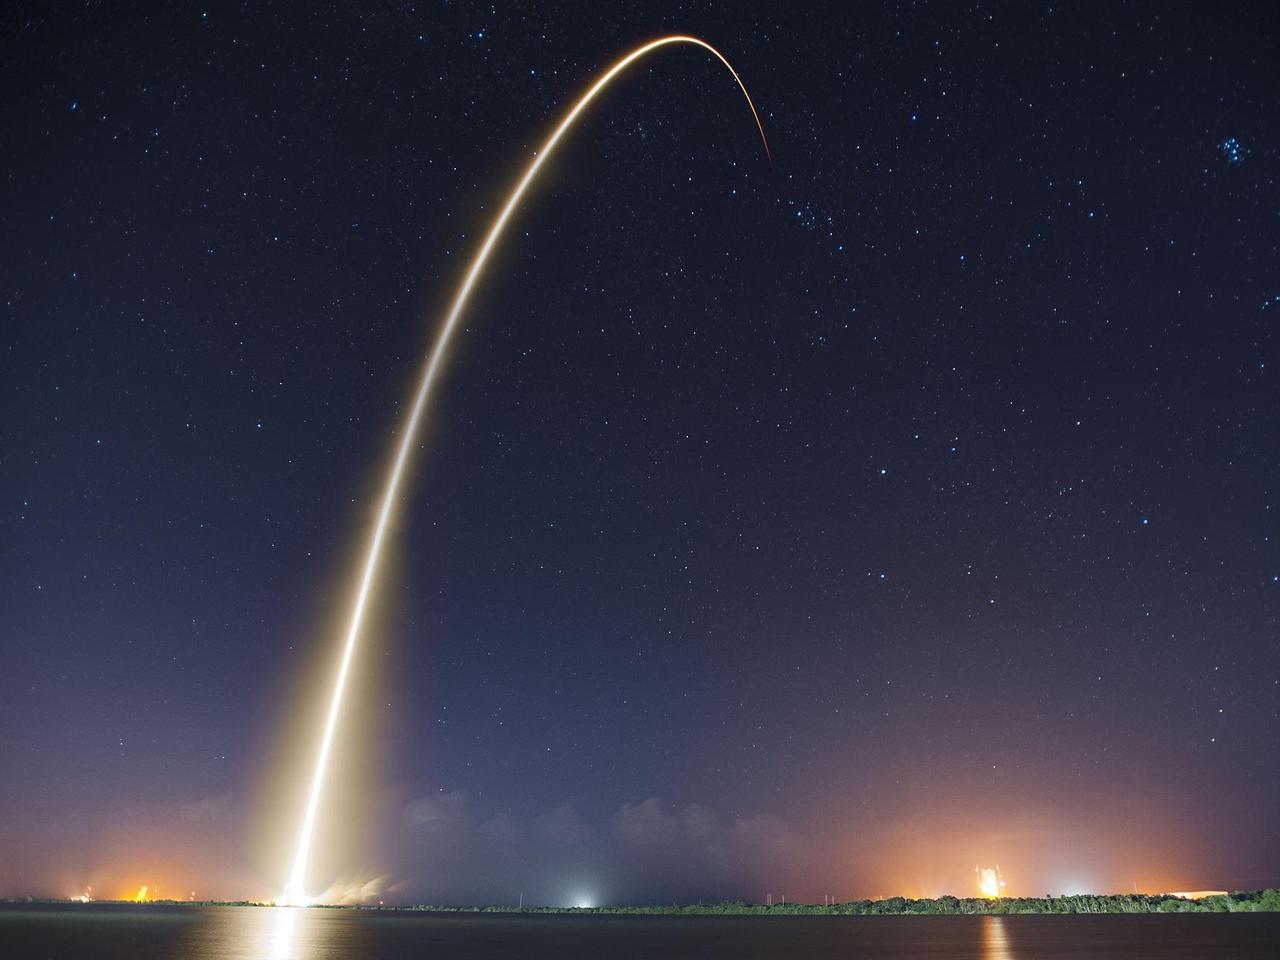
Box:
left=2, top=2, right=1277, bottom=906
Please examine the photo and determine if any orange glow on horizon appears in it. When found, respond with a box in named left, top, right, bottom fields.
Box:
left=99, top=882, right=199, bottom=903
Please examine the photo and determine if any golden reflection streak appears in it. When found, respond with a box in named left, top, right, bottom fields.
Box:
left=266, top=905, right=301, bottom=960
left=280, top=35, right=770, bottom=905
left=981, top=915, right=1016, bottom=960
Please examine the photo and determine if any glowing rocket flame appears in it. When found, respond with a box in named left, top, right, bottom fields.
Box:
left=280, top=35, right=770, bottom=906
left=976, top=865, right=1006, bottom=898
left=133, top=885, right=150, bottom=903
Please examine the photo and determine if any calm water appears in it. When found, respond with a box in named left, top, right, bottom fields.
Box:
left=3, top=905, right=1279, bottom=959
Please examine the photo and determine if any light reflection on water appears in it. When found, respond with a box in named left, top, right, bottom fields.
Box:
left=185, top=908, right=1027, bottom=960
left=981, top=915, right=1016, bottom=960
left=265, top=906, right=299, bottom=960
left=5, top=904, right=1274, bottom=960
left=178, top=906, right=365, bottom=960
left=178, top=907, right=1029, bottom=959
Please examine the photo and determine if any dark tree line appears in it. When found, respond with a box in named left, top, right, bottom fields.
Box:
left=394, top=889, right=1280, bottom=915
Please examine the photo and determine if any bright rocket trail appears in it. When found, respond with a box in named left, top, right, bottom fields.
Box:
left=280, top=35, right=770, bottom=905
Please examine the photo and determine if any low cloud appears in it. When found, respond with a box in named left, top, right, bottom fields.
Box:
left=477, top=812, right=520, bottom=843
left=682, top=803, right=719, bottom=838
left=614, top=798, right=678, bottom=844
left=535, top=804, right=595, bottom=845
left=404, top=790, right=469, bottom=832
left=382, top=792, right=807, bottom=905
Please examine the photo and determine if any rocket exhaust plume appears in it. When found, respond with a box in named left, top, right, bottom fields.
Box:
left=977, top=865, right=1006, bottom=899
left=280, top=35, right=770, bottom=905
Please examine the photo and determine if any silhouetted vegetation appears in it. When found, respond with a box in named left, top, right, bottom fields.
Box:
left=15, top=889, right=1279, bottom=914
left=393, top=889, right=1280, bottom=915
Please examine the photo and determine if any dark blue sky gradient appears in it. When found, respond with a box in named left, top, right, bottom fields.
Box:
left=2, top=1, right=1277, bottom=904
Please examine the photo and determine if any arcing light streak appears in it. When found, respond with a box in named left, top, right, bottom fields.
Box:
left=280, top=35, right=770, bottom=905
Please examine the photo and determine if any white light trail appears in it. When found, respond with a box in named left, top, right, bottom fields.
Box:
left=280, top=35, right=769, bottom=906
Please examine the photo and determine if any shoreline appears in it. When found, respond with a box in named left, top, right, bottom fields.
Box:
left=5, top=889, right=1278, bottom=915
